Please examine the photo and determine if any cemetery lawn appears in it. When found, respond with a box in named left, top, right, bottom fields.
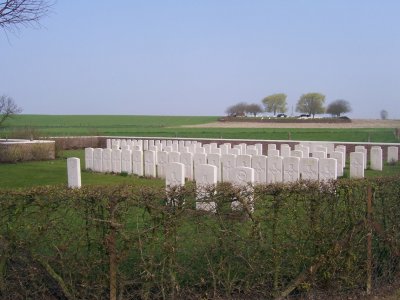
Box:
left=1, top=114, right=399, bottom=142
left=0, top=150, right=164, bottom=190
left=0, top=150, right=399, bottom=189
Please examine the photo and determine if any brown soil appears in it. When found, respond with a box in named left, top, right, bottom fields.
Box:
left=182, top=119, right=400, bottom=129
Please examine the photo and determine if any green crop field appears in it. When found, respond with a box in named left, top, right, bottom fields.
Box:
left=1, top=114, right=399, bottom=142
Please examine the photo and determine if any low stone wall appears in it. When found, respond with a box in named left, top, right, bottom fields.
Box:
left=0, top=139, right=55, bottom=163
left=52, top=136, right=104, bottom=150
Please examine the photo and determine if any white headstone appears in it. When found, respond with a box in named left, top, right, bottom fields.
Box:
left=229, top=148, right=241, bottom=155
left=121, top=149, right=132, bottom=174
left=355, top=146, right=367, bottom=169
left=335, top=145, right=347, bottom=166
left=267, top=156, right=283, bottom=183
left=85, top=148, right=94, bottom=170
left=230, top=167, right=255, bottom=212
left=312, top=151, right=326, bottom=159
left=318, top=158, right=337, bottom=181
left=195, top=164, right=217, bottom=212
left=387, top=146, right=399, bottom=163
left=106, top=139, right=111, bottom=149
left=221, top=154, right=236, bottom=182
left=350, top=152, right=365, bottom=178
left=102, top=149, right=112, bottom=173
left=300, top=157, right=319, bottom=180
left=291, top=150, right=303, bottom=158
left=370, top=146, right=383, bottom=171
left=280, top=144, right=291, bottom=158
left=330, top=151, right=344, bottom=177
left=193, top=153, right=207, bottom=180
left=246, top=145, right=258, bottom=156
left=168, top=151, right=181, bottom=163
left=93, top=148, right=103, bottom=172
left=157, top=151, right=169, bottom=178
left=132, top=150, right=144, bottom=176
left=283, top=156, right=300, bottom=183
left=267, top=149, right=280, bottom=157
left=236, top=154, right=252, bottom=168
left=180, top=152, right=194, bottom=180
left=111, top=149, right=122, bottom=173
left=268, top=144, right=276, bottom=150
left=166, top=162, right=185, bottom=187
left=207, top=153, right=222, bottom=182
left=255, top=143, right=263, bottom=155
left=251, top=155, right=267, bottom=184
left=144, top=150, right=156, bottom=177
left=67, top=157, right=81, bottom=188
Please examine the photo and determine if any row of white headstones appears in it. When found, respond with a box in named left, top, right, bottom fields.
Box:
left=67, top=139, right=399, bottom=192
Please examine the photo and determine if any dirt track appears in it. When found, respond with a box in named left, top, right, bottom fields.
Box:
left=183, top=119, right=400, bottom=129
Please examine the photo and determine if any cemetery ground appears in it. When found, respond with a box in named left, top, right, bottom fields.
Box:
left=0, top=149, right=400, bottom=189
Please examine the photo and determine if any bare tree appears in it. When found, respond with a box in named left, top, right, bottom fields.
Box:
left=0, top=95, right=22, bottom=126
left=0, top=0, right=53, bottom=33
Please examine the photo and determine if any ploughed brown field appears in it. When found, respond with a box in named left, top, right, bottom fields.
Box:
left=182, top=119, right=400, bottom=129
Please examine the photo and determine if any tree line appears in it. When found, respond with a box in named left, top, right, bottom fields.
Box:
left=225, top=93, right=352, bottom=118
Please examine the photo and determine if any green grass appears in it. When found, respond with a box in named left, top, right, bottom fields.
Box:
left=1, top=114, right=399, bottom=142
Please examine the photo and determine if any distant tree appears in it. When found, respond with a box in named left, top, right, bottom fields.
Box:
left=245, top=103, right=263, bottom=117
left=0, top=0, right=54, bottom=33
left=380, top=109, right=388, bottom=120
left=225, top=102, right=247, bottom=117
left=262, top=93, right=287, bottom=116
left=326, top=99, right=352, bottom=117
left=296, top=93, right=325, bottom=118
left=0, top=95, right=22, bottom=127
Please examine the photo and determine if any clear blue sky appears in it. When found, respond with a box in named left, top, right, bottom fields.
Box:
left=1, top=1, right=399, bottom=118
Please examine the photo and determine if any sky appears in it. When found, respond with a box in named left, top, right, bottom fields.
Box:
left=1, top=1, right=400, bottom=118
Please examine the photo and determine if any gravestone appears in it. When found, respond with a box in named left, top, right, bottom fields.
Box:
left=93, top=148, right=103, bottom=172
left=144, top=150, right=156, bottom=177
left=196, top=147, right=206, bottom=154
left=229, top=148, right=241, bottom=155
left=233, top=145, right=242, bottom=155
left=207, top=153, right=222, bottom=182
left=193, top=153, right=207, bottom=180
left=335, top=145, right=346, bottom=165
left=67, top=157, right=81, bottom=189
left=203, top=144, right=211, bottom=154
left=268, top=144, right=276, bottom=150
left=246, top=146, right=258, bottom=156
left=255, top=143, right=263, bottom=155
left=195, top=164, right=217, bottom=212
left=300, top=157, right=319, bottom=180
left=312, top=151, right=326, bottom=159
left=220, top=144, right=230, bottom=155
left=166, top=162, right=185, bottom=187
left=132, top=150, right=144, bottom=176
left=298, top=145, right=310, bottom=158
left=330, top=151, right=344, bottom=177
left=280, top=144, right=291, bottom=158
left=230, top=167, right=255, bottom=212
left=267, top=149, right=280, bottom=157
left=165, top=162, right=186, bottom=206
left=267, top=156, right=283, bottom=183
left=355, top=146, right=367, bottom=169
left=164, top=146, right=173, bottom=152
left=180, top=152, right=194, bottom=180
left=221, top=154, right=237, bottom=182
left=236, top=154, right=252, bottom=168
left=106, top=139, right=111, bottom=149
left=318, top=158, right=337, bottom=181
left=251, top=155, right=267, bottom=184
left=370, top=146, right=383, bottom=171
left=143, top=140, right=149, bottom=151
left=111, top=149, right=122, bottom=173
left=85, top=148, right=94, bottom=170
left=172, top=141, right=179, bottom=152
left=121, top=149, right=133, bottom=174
left=291, top=150, right=303, bottom=158
left=157, top=151, right=168, bottom=178
left=350, top=152, right=365, bottom=178
left=387, top=146, right=399, bottom=163
left=168, top=151, right=181, bottom=163
left=102, top=149, right=112, bottom=173
left=283, top=156, right=300, bottom=183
